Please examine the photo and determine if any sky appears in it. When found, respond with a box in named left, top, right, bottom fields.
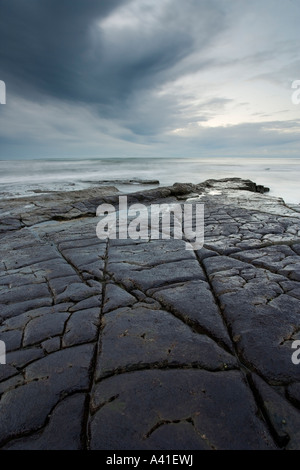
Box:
left=0, top=0, right=300, bottom=160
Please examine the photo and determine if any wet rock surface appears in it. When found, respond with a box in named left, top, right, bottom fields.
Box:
left=0, top=178, right=300, bottom=450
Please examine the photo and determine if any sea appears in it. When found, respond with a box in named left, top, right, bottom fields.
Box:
left=0, top=157, right=299, bottom=204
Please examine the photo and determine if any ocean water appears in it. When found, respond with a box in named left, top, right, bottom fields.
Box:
left=0, top=157, right=299, bottom=204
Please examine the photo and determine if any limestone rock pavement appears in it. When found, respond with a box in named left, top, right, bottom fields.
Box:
left=0, top=178, right=300, bottom=450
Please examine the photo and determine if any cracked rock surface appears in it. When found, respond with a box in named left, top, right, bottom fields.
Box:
left=0, top=178, right=300, bottom=450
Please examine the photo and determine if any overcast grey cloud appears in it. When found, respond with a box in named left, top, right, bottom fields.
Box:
left=0, top=0, right=299, bottom=159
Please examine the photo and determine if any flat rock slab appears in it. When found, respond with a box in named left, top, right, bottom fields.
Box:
left=89, top=369, right=275, bottom=450
left=0, top=178, right=300, bottom=450
left=97, top=304, right=237, bottom=379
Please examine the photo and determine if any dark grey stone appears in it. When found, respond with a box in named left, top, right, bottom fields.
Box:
left=151, top=280, right=232, bottom=351
left=108, top=239, right=196, bottom=267
left=103, top=283, right=137, bottom=313
left=23, top=312, right=70, bottom=347
left=109, top=259, right=206, bottom=291
left=90, top=369, right=275, bottom=450
left=37, top=260, right=78, bottom=280
left=96, top=305, right=237, bottom=379
left=0, top=375, right=24, bottom=395
left=56, top=283, right=100, bottom=303
left=0, top=297, right=53, bottom=320
left=0, top=344, right=94, bottom=445
left=62, top=308, right=100, bottom=347
left=1, top=303, right=72, bottom=330
left=0, top=364, right=19, bottom=382
left=3, top=393, right=86, bottom=450
left=0, top=283, right=50, bottom=306
left=1, top=178, right=299, bottom=450
left=69, top=295, right=102, bottom=312
left=0, top=329, right=22, bottom=352
left=286, top=382, right=300, bottom=408
left=7, top=347, right=45, bottom=369
left=251, top=374, right=300, bottom=449
left=60, top=248, right=105, bottom=270
left=41, top=337, right=61, bottom=354
left=48, top=275, right=82, bottom=296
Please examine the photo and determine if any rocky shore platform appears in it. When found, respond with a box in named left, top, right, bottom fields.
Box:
left=0, top=177, right=300, bottom=450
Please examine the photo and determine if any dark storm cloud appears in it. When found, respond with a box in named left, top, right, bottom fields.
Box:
left=0, top=0, right=225, bottom=111
left=1, top=0, right=299, bottom=159
left=0, top=0, right=129, bottom=101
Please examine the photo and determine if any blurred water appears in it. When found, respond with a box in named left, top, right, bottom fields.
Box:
left=0, top=157, right=299, bottom=204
